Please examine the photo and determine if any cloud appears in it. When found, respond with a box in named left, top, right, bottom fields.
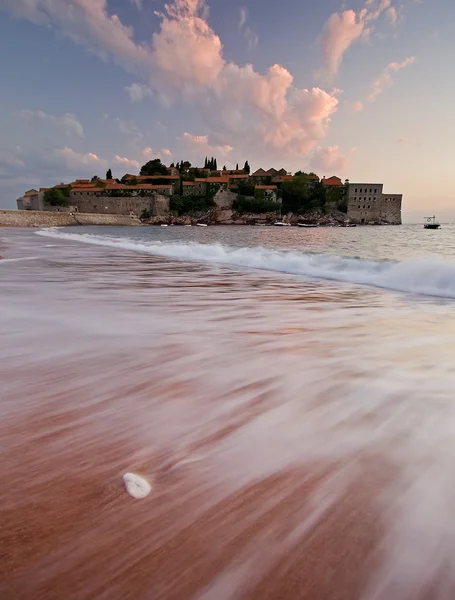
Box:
left=310, top=145, right=348, bottom=174
left=181, top=132, right=233, bottom=159
left=386, top=6, right=398, bottom=24
left=125, top=83, right=154, bottom=102
left=19, top=109, right=84, bottom=136
left=52, top=147, right=107, bottom=170
left=113, top=155, right=140, bottom=170
left=143, top=147, right=173, bottom=162
left=351, top=100, right=364, bottom=112
left=319, top=0, right=397, bottom=77
left=238, top=7, right=258, bottom=49
left=2, top=0, right=341, bottom=162
left=368, top=56, right=415, bottom=101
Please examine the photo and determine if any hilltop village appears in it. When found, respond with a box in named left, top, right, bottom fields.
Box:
left=16, top=158, right=402, bottom=226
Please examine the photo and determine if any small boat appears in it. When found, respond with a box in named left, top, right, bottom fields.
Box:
left=424, top=216, right=440, bottom=229
left=160, top=224, right=168, bottom=227
left=196, top=223, right=208, bottom=227
left=298, top=223, right=318, bottom=228
left=273, top=221, right=291, bottom=227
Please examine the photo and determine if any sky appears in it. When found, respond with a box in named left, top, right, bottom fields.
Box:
left=0, top=0, right=452, bottom=221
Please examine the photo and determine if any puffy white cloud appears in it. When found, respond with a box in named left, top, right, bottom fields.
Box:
left=368, top=56, right=415, bottom=101
left=113, top=155, right=140, bottom=170
left=143, top=147, right=173, bottom=162
left=125, top=83, right=154, bottom=103
left=181, top=132, right=233, bottom=161
left=19, top=109, right=84, bottom=136
left=52, top=147, right=107, bottom=170
left=386, top=6, right=398, bottom=24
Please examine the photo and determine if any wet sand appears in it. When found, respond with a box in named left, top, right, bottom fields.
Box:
left=2, top=229, right=455, bottom=599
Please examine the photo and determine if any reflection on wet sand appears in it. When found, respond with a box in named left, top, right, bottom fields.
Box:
left=1, top=229, right=455, bottom=599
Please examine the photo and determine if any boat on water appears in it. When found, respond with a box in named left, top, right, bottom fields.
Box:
left=298, top=223, right=318, bottom=228
left=196, top=223, right=208, bottom=227
left=273, top=222, right=291, bottom=227
left=160, top=224, right=168, bottom=227
left=424, top=216, right=440, bottom=229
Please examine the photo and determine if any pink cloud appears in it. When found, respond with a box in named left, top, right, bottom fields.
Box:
left=52, top=147, right=107, bottom=169
left=113, top=155, right=140, bottom=170
left=2, top=0, right=341, bottom=162
left=386, top=6, right=398, bottom=24
left=319, top=0, right=398, bottom=77
left=369, top=56, right=415, bottom=101
left=397, top=137, right=407, bottom=144
left=310, top=145, right=349, bottom=174
left=351, top=100, right=364, bottom=112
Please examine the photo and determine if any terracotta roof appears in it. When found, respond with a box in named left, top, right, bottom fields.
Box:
left=256, top=185, right=277, bottom=190
left=135, top=184, right=172, bottom=190
left=251, top=169, right=267, bottom=176
left=272, top=176, right=295, bottom=182
left=124, top=174, right=179, bottom=181
left=227, top=174, right=249, bottom=179
left=307, top=174, right=319, bottom=180
left=195, top=177, right=229, bottom=183
left=39, top=188, right=49, bottom=192
left=71, top=188, right=101, bottom=193
left=182, top=181, right=196, bottom=186
left=24, top=189, right=39, bottom=196
left=321, top=176, right=343, bottom=186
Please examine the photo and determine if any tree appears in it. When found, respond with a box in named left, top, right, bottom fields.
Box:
left=204, top=157, right=208, bottom=169
left=140, top=158, right=168, bottom=176
left=236, top=163, right=239, bottom=170
left=244, top=160, right=250, bottom=174
left=44, top=188, right=68, bottom=207
left=170, top=162, right=175, bottom=168
left=106, top=169, right=113, bottom=180
left=214, top=158, right=218, bottom=170
left=223, top=165, right=227, bottom=171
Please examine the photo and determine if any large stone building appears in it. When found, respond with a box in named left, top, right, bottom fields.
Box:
left=347, top=182, right=402, bottom=224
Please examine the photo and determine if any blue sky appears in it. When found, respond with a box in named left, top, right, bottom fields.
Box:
left=0, top=0, right=450, bottom=219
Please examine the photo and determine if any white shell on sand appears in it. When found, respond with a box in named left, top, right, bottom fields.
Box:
left=123, top=473, right=152, bottom=499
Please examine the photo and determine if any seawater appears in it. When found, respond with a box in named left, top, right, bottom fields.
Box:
left=1, top=225, right=455, bottom=600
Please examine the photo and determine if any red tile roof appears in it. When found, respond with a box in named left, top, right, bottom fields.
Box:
left=321, top=176, right=343, bottom=186
left=256, top=185, right=277, bottom=190
left=183, top=181, right=196, bottom=186
left=195, top=177, right=229, bottom=183
left=124, top=174, right=179, bottom=181
left=227, top=174, right=249, bottom=179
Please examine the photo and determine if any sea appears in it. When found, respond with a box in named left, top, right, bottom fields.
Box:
left=2, top=224, right=455, bottom=600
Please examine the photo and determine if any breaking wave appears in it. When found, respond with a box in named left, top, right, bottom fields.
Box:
left=36, top=229, right=455, bottom=299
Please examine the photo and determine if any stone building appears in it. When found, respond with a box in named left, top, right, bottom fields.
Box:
left=347, top=182, right=402, bottom=224
left=255, top=185, right=279, bottom=203
left=69, top=184, right=169, bottom=217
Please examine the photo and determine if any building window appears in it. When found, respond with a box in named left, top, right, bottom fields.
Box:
left=370, top=188, right=372, bottom=193
left=368, top=205, right=370, bottom=209
left=363, top=205, right=365, bottom=209
left=374, top=188, right=377, bottom=193
left=358, top=205, right=360, bottom=209
left=374, top=197, right=376, bottom=201
left=355, top=188, right=357, bottom=192
left=369, top=197, right=371, bottom=201
left=364, top=197, right=367, bottom=201
left=354, top=197, right=356, bottom=201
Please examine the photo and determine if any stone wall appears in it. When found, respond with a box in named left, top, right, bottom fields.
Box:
left=69, top=193, right=169, bottom=217
left=0, top=210, right=141, bottom=228
left=347, top=183, right=383, bottom=224
left=380, top=194, right=402, bottom=225
left=213, top=188, right=237, bottom=209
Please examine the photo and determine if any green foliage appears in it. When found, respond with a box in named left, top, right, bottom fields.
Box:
left=281, top=176, right=326, bottom=214
left=237, top=179, right=255, bottom=197
left=140, top=158, right=168, bottom=176
left=129, top=176, right=138, bottom=185
left=44, top=188, right=69, bottom=207
left=106, top=169, right=113, bottom=180
left=60, top=185, right=71, bottom=198
left=244, top=160, right=250, bottom=174
left=233, top=196, right=280, bottom=214
left=170, top=194, right=215, bottom=216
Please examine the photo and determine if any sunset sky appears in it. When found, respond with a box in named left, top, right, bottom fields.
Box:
left=0, top=0, right=451, bottom=220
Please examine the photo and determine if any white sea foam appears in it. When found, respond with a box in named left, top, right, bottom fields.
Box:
left=122, top=473, right=152, bottom=499
left=35, top=229, right=455, bottom=299
left=0, top=256, right=38, bottom=264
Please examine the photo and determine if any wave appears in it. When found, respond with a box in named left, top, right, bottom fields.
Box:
left=35, top=229, right=455, bottom=299
left=0, top=257, right=38, bottom=264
